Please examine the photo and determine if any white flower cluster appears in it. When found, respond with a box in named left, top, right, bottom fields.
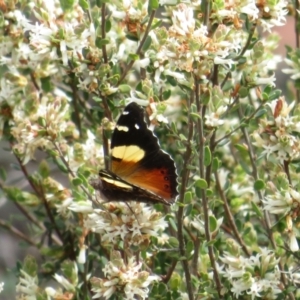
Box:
left=220, top=248, right=282, bottom=299
left=85, top=202, right=168, bottom=246
left=253, top=98, right=300, bottom=163
left=91, top=251, right=160, bottom=300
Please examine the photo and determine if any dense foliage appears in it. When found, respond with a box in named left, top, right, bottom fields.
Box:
left=0, top=0, right=300, bottom=299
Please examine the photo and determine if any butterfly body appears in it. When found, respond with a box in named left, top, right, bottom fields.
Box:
left=93, top=102, right=178, bottom=206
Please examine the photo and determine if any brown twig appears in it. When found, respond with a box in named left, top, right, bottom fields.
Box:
left=117, top=10, right=157, bottom=86
left=194, top=81, right=222, bottom=296
left=0, top=219, right=37, bottom=246
left=177, top=96, right=194, bottom=300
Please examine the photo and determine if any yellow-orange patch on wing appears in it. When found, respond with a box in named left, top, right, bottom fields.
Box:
left=112, top=145, right=145, bottom=162
left=116, top=125, right=129, bottom=132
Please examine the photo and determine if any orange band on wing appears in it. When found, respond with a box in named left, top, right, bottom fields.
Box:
left=112, top=159, right=175, bottom=200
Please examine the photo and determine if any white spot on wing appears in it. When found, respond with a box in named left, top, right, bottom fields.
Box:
left=122, top=111, right=129, bottom=115
left=116, top=125, right=129, bottom=132
left=135, top=123, right=140, bottom=129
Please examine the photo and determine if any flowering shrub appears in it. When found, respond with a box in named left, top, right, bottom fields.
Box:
left=0, top=0, right=300, bottom=299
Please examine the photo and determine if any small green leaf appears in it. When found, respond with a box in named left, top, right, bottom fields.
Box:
left=209, top=215, right=217, bottom=232
left=254, top=179, right=265, bottom=191
left=190, top=112, right=201, bottom=121
left=39, top=160, right=50, bottom=178
left=195, top=186, right=201, bottom=198
left=37, top=117, right=46, bottom=127
left=269, top=89, right=282, bottom=101
left=41, top=77, right=53, bottom=93
left=251, top=201, right=263, bottom=218
left=118, top=84, right=131, bottom=93
left=105, top=19, right=111, bottom=32
left=72, top=178, right=82, bottom=186
left=168, top=237, right=179, bottom=248
left=59, top=0, right=75, bottom=11
left=23, top=256, right=38, bottom=276
left=79, top=0, right=89, bottom=9
left=254, top=109, right=267, bottom=118
left=148, top=0, right=159, bottom=10
left=142, top=36, right=152, bottom=52
left=128, top=53, right=139, bottom=61
left=0, top=167, right=7, bottom=181
left=162, top=89, right=171, bottom=100
left=234, top=143, right=248, bottom=154
left=195, top=179, right=208, bottom=189
left=95, top=38, right=110, bottom=48
left=204, top=146, right=211, bottom=166
left=207, top=239, right=216, bottom=246
left=206, top=189, right=213, bottom=196
left=54, top=157, right=68, bottom=173
left=238, top=86, right=249, bottom=98
left=212, top=157, right=220, bottom=172
left=184, top=191, right=192, bottom=203
left=166, top=75, right=177, bottom=86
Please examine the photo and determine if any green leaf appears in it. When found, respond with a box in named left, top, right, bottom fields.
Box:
left=23, top=255, right=38, bottom=276
left=59, top=0, right=75, bottom=11
left=195, top=186, right=201, bottom=198
left=0, top=167, right=7, bottom=181
left=166, top=75, right=177, bottom=86
left=37, top=117, right=46, bottom=127
left=95, top=38, right=110, bottom=48
left=142, top=36, right=152, bottom=52
left=234, top=143, right=248, bottom=154
left=204, top=146, right=211, bottom=166
left=269, top=89, right=282, bottom=101
left=54, top=157, right=68, bottom=173
left=162, top=89, right=171, bottom=100
left=41, top=77, right=53, bottom=93
left=168, top=237, right=179, bottom=248
left=148, top=0, right=159, bottom=10
left=209, top=215, right=217, bottom=232
left=105, top=19, right=111, bottom=33
left=186, top=240, right=194, bottom=258
left=184, top=191, right=192, bottom=203
left=254, top=179, right=265, bottom=191
left=212, top=157, right=220, bottom=172
left=128, top=53, right=139, bottom=61
left=254, top=108, right=267, bottom=118
left=118, top=84, right=131, bottom=93
left=206, top=189, right=213, bottom=196
left=238, top=86, right=249, bottom=98
left=72, top=178, right=82, bottom=186
left=190, top=112, right=201, bottom=121
left=195, top=178, right=208, bottom=189
left=79, top=0, right=89, bottom=9
left=39, top=160, right=50, bottom=178
left=251, top=201, right=263, bottom=218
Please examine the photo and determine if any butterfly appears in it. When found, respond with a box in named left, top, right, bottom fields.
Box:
left=92, top=102, right=178, bottom=206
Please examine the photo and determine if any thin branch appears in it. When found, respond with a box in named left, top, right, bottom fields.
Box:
left=177, top=96, right=194, bottom=300
left=162, top=260, right=177, bottom=284
left=101, top=3, right=108, bottom=64
left=214, top=102, right=264, bottom=147
left=194, top=81, right=222, bottom=296
left=0, top=219, right=37, bottom=247
left=12, top=148, right=64, bottom=241
left=117, top=10, right=157, bottom=86
left=214, top=171, right=251, bottom=257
